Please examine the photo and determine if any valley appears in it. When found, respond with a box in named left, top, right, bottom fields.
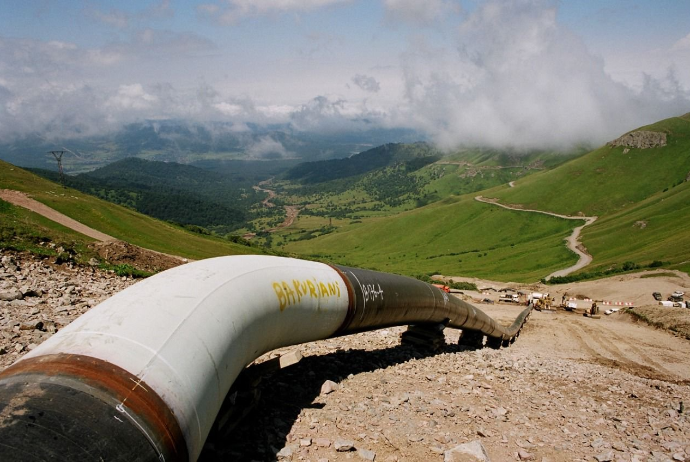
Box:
left=3, top=112, right=690, bottom=283
left=1, top=113, right=690, bottom=462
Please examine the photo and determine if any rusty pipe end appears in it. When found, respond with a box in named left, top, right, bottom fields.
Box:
left=0, top=354, right=188, bottom=462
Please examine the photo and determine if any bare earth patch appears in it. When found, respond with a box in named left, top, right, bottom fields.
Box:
left=89, top=240, right=189, bottom=273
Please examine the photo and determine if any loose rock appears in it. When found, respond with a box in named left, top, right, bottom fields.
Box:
left=444, top=440, right=491, bottom=462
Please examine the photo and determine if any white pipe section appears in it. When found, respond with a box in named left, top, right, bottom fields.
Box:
left=22, top=256, right=350, bottom=460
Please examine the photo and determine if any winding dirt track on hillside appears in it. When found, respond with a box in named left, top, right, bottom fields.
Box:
left=0, top=189, right=115, bottom=242
left=0, top=189, right=189, bottom=270
left=474, top=195, right=597, bottom=278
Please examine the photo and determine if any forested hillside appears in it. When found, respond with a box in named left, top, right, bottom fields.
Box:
left=0, top=160, right=267, bottom=261
left=30, top=158, right=257, bottom=233
left=284, top=142, right=439, bottom=183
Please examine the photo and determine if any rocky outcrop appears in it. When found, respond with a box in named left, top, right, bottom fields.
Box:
left=608, top=131, right=667, bottom=149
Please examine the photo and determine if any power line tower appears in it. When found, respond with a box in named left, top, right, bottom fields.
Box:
left=48, top=150, right=66, bottom=187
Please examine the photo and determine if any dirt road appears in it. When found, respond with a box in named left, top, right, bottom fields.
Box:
left=442, top=269, right=690, bottom=385
left=475, top=195, right=596, bottom=278
left=0, top=189, right=188, bottom=271
left=253, top=178, right=278, bottom=207
left=0, top=189, right=115, bottom=242
left=267, top=205, right=301, bottom=232
left=481, top=303, right=690, bottom=383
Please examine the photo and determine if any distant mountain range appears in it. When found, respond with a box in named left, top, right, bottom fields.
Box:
left=285, top=142, right=440, bottom=183
left=0, top=120, right=424, bottom=173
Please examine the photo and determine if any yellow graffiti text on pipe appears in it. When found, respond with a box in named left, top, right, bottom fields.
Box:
left=273, top=279, right=342, bottom=311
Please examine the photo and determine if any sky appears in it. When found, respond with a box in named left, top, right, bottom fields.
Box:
left=1, top=0, right=689, bottom=150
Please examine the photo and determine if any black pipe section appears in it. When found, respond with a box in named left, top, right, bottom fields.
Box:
left=333, top=265, right=530, bottom=340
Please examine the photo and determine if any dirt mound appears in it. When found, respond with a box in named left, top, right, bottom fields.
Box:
left=89, top=240, right=189, bottom=273
left=628, top=304, right=690, bottom=339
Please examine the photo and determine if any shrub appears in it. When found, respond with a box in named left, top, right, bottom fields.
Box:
left=622, top=261, right=638, bottom=271
left=111, top=264, right=151, bottom=278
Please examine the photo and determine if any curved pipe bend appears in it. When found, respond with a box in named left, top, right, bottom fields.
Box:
left=0, top=255, right=530, bottom=461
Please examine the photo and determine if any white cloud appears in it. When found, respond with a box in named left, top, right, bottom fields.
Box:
left=352, top=74, right=381, bottom=93
left=1, top=0, right=688, bottom=151
left=400, top=0, right=690, bottom=150
left=107, top=84, right=158, bottom=110
left=289, top=96, right=386, bottom=132
left=245, top=136, right=292, bottom=159
left=383, top=0, right=460, bottom=25
left=197, top=0, right=352, bottom=24
left=214, top=102, right=244, bottom=116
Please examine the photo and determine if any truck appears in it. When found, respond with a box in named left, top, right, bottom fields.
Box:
left=669, top=291, right=684, bottom=302
left=499, top=293, right=520, bottom=303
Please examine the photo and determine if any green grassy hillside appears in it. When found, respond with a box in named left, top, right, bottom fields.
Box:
left=284, top=142, right=439, bottom=184
left=491, top=113, right=690, bottom=216
left=284, top=195, right=576, bottom=282
left=0, top=160, right=266, bottom=260
left=583, top=180, right=690, bottom=275
left=1, top=197, right=101, bottom=258
left=483, top=113, right=690, bottom=276
left=5, top=113, right=688, bottom=282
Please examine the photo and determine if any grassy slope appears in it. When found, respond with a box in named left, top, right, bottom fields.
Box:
left=0, top=161, right=265, bottom=260
left=476, top=113, right=690, bottom=275
left=584, top=181, right=690, bottom=273
left=285, top=195, right=575, bottom=282
left=491, top=114, right=690, bottom=216
left=0, top=198, right=100, bottom=258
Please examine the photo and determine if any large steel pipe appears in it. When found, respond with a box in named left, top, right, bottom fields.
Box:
left=0, top=256, right=530, bottom=461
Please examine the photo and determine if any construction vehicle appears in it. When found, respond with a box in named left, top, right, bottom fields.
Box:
left=563, top=301, right=578, bottom=311
left=528, top=292, right=553, bottom=310
left=432, top=283, right=450, bottom=293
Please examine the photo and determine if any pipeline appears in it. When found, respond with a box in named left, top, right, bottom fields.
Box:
left=0, top=256, right=530, bottom=461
